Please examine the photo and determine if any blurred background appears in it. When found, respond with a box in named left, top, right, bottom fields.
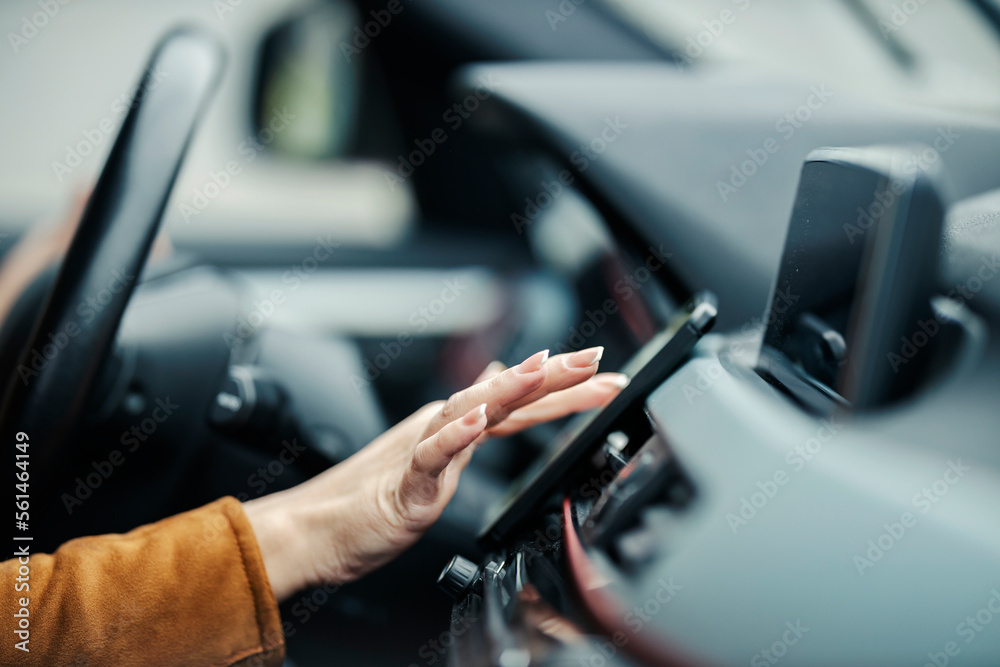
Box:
left=2, top=0, right=999, bottom=343
left=3, top=1, right=1000, bottom=665
left=2, top=0, right=999, bottom=399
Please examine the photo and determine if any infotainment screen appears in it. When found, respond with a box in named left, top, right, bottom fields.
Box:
left=479, top=292, right=717, bottom=545
left=757, top=146, right=944, bottom=411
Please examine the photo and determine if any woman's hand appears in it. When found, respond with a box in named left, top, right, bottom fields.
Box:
left=243, top=347, right=627, bottom=602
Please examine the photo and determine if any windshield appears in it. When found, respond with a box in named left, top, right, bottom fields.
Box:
left=601, top=0, right=1000, bottom=112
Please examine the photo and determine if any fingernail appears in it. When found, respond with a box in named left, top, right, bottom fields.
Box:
left=515, top=349, right=549, bottom=374
left=597, top=373, right=630, bottom=389
left=484, top=361, right=506, bottom=376
left=464, top=403, right=487, bottom=425
left=568, top=346, right=604, bottom=368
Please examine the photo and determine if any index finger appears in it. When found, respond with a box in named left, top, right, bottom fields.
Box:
left=422, top=349, right=550, bottom=439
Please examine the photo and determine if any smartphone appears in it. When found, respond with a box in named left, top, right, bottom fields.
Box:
left=479, top=292, right=717, bottom=545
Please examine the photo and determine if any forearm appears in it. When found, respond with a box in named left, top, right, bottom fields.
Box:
left=1, top=497, right=284, bottom=666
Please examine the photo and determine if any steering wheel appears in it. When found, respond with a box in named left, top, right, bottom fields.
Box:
left=0, top=29, right=224, bottom=512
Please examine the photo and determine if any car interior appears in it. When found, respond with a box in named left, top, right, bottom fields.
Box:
left=2, top=1, right=1000, bottom=665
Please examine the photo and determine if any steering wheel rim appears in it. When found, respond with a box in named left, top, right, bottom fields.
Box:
left=0, top=28, right=224, bottom=512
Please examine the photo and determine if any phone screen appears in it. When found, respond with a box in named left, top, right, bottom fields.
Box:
left=479, top=292, right=717, bottom=545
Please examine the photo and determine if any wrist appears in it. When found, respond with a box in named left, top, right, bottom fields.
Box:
left=242, top=490, right=314, bottom=603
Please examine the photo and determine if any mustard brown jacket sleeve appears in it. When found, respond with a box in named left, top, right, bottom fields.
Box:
left=1, top=497, right=285, bottom=666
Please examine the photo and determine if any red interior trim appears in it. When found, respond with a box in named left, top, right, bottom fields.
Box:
left=561, top=497, right=706, bottom=667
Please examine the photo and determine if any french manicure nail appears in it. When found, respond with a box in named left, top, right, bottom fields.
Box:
left=598, top=373, right=630, bottom=389
left=515, top=349, right=549, bottom=374
left=484, top=361, right=506, bottom=376
left=568, top=346, right=604, bottom=368
left=464, top=403, right=488, bottom=425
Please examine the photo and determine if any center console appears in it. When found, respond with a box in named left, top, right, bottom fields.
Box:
left=435, top=146, right=1000, bottom=666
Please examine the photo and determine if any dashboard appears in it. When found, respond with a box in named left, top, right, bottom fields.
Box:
left=431, top=62, right=1000, bottom=666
